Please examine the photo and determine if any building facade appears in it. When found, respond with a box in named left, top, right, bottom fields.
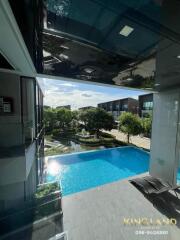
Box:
left=0, top=72, right=44, bottom=214
left=98, top=98, right=138, bottom=120
left=79, top=106, right=95, bottom=111
left=138, top=93, right=153, bottom=118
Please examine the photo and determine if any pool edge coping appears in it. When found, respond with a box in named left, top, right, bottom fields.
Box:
left=46, top=145, right=150, bottom=159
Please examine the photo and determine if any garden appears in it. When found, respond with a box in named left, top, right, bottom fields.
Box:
left=44, top=106, right=152, bottom=156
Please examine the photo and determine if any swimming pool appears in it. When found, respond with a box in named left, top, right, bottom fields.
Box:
left=46, top=146, right=150, bottom=196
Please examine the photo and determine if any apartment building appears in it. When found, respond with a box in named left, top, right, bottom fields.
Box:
left=98, top=98, right=138, bottom=120
left=138, top=93, right=153, bottom=117
left=79, top=106, right=95, bottom=111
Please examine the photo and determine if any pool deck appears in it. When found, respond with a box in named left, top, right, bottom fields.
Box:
left=62, top=175, right=180, bottom=240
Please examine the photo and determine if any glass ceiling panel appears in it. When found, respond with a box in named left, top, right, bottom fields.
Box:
left=101, top=18, right=159, bottom=58
left=41, top=0, right=180, bottom=91
left=45, top=0, right=162, bottom=54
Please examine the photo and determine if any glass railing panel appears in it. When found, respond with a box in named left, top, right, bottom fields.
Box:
left=0, top=182, right=63, bottom=239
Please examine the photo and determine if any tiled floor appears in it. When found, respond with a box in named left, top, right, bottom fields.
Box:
left=62, top=177, right=180, bottom=240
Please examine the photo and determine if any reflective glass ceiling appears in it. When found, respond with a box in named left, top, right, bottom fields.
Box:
left=45, top=0, right=160, bottom=58
left=40, top=0, right=180, bottom=90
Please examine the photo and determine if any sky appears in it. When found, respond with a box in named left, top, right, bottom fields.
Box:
left=38, top=77, right=148, bottom=110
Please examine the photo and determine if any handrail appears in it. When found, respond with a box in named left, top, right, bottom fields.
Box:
left=34, top=125, right=45, bottom=140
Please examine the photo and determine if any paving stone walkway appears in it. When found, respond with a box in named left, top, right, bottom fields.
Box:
left=104, top=129, right=151, bottom=150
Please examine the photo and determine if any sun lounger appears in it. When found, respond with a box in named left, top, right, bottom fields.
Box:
left=130, top=175, right=180, bottom=197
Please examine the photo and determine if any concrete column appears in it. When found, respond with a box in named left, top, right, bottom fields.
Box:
left=150, top=89, right=180, bottom=185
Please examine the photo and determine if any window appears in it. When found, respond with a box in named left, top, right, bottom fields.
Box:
left=143, top=101, right=153, bottom=110
left=122, top=104, right=128, bottom=111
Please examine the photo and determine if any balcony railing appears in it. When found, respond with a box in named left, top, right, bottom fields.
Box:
left=0, top=182, right=63, bottom=239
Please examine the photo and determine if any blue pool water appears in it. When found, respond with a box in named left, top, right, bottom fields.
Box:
left=46, top=146, right=150, bottom=196
left=177, top=169, right=180, bottom=184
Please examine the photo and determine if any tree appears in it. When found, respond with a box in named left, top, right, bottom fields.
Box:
left=79, top=108, right=114, bottom=138
left=141, top=115, right=152, bottom=137
left=78, top=110, right=89, bottom=129
left=71, top=110, right=80, bottom=131
left=44, top=105, right=51, bottom=110
left=44, top=107, right=80, bottom=135
left=44, top=108, right=57, bottom=132
left=56, top=108, right=73, bottom=131
left=119, top=112, right=142, bottom=143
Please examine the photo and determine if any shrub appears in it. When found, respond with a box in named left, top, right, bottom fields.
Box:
left=141, top=116, right=152, bottom=137
left=100, top=132, right=115, bottom=139
left=35, top=182, right=60, bottom=199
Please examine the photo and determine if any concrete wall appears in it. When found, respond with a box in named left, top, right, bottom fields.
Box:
left=150, top=89, right=180, bottom=185
left=150, top=1, right=180, bottom=185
